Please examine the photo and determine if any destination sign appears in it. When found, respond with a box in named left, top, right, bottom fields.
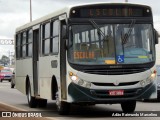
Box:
left=81, top=8, right=144, bottom=17
left=70, top=5, right=151, bottom=18
left=74, top=51, right=95, bottom=59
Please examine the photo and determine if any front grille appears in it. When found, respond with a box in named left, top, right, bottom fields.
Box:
left=92, top=81, right=139, bottom=86
left=4, top=76, right=11, bottom=77
left=90, top=88, right=142, bottom=99
left=82, top=67, right=149, bottom=75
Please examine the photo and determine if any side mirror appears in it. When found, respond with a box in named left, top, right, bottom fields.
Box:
left=154, top=29, right=159, bottom=44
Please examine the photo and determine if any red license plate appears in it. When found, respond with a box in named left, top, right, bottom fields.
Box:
left=109, top=90, right=124, bottom=96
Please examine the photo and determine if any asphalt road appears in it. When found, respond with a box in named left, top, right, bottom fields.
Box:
left=0, top=81, right=160, bottom=120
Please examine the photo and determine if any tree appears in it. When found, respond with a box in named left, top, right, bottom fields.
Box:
left=0, top=55, right=10, bottom=66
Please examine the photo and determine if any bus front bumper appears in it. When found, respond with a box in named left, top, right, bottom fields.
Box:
left=68, top=82, right=156, bottom=104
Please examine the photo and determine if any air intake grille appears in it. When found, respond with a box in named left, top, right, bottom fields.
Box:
left=92, top=81, right=139, bottom=86
left=82, top=67, right=149, bottom=75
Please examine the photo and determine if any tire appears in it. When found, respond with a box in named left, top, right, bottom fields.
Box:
left=9, top=79, right=11, bottom=82
left=27, top=82, right=38, bottom=108
left=56, top=91, right=70, bottom=115
left=38, top=99, right=47, bottom=108
left=121, top=101, right=136, bottom=113
left=157, top=91, right=160, bottom=101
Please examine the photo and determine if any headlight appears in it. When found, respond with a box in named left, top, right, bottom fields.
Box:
left=140, top=70, right=157, bottom=87
left=146, top=77, right=151, bottom=84
left=69, top=72, right=78, bottom=82
left=85, top=82, right=91, bottom=88
left=140, top=80, right=146, bottom=87
left=70, top=75, right=78, bottom=81
left=150, top=70, right=156, bottom=80
left=69, top=71, right=91, bottom=88
left=0, top=74, right=5, bottom=77
left=147, top=70, right=156, bottom=82
left=78, top=79, right=84, bottom=86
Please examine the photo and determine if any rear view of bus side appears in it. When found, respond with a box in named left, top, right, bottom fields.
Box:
left=15, top=3, right=159, bottom=115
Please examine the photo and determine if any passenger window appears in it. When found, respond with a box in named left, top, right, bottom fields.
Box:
left=52, top=37, right=59, bottom=54
left=53, top=20, right=59, bottom=36
left=51, top=19, right=59, bottom=55
left=27, top=29, right=33, bottom=57
left=22, top=32, right=27, bottom=58
left=44, top=23, right=50, bottom=39
left=42, top=22, right=50, bottom=55
left=16, top=34, right=21, bottom=59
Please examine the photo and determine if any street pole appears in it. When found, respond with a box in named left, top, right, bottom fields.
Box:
left=9, top=51, right=11, bottom=66
left=30, top=0, right=32, bottom=22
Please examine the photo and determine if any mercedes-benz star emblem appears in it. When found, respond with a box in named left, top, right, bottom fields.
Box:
left=114, top=80, right=119, bottom=86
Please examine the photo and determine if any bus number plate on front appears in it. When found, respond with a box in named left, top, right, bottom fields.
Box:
left=109, top=90, right=124, bottom=96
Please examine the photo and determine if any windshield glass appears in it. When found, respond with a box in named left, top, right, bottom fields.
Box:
left=68, top=23, right=154, bottom=65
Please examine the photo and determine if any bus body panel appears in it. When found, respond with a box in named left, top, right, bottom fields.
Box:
left=15, top=58, right=33, bottom=95
left=66, top=63, right=157, bottom=103
left=39, top=55, right=60, bottom=100
left=14, top=3, right=157, bottom=113
left=68, top=81, right=156, bottom=104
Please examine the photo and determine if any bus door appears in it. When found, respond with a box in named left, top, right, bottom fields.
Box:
left=32, top=25, right=40, bottom=96
left=59, top=15, right=67, bottom=100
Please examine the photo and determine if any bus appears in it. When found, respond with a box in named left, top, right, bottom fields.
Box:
left=15, top=2, right=159, bottom=114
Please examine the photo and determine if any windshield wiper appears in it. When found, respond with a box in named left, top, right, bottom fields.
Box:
left=121, top=19, right=136, bottom=45
left=89, top=20, right=106, bottom=39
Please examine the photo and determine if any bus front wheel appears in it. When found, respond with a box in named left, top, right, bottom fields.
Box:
left=55, top=91, right=70, bottom=115
left=121, top=101, right=136, bottom=113
left=27, top=82, right=38, bottom=108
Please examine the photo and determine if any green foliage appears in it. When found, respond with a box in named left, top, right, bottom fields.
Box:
left=0, top=55, right=9, bottom=66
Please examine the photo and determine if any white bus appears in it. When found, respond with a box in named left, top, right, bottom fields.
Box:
left=15, top=3, right=159, bottom=114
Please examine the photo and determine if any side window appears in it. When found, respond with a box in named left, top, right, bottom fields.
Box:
left=75, top=33, right=80, bottom=44
left=141, top=28, right=150, bottom=51
left=51, top=20, right=59, bottom=55
left=52, top=20, right=59, bottom=36
left=20, top=33, right=23, bottom=58
left=22, top=32, right=27, bottom=58
left=42, top=22, right=50, bottom=55
left=91, top=30, right=95, bottom=41
left=27, top=29, right=33, bottom=57
left=16, top=34, right=21, bottom=59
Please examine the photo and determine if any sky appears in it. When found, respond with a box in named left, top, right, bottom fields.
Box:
left=0, top=0, right=160, bottom=58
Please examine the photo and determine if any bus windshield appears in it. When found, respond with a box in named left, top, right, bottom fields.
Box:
left=68, top=23, right=154, bottom=65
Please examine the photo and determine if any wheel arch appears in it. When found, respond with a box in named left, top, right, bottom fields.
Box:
left=51, top=75, right=58, bottom=100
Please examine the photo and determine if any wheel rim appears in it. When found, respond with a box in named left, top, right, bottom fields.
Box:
left=27, top=86, right=31, bottom=102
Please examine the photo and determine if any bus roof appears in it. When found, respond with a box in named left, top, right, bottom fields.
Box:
left=16, top=6, right=69, bottom=32
left=16, top=2, right=151, bottom=32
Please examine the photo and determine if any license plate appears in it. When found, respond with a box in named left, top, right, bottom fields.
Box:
left=109, top=90, right=124, bottom=96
